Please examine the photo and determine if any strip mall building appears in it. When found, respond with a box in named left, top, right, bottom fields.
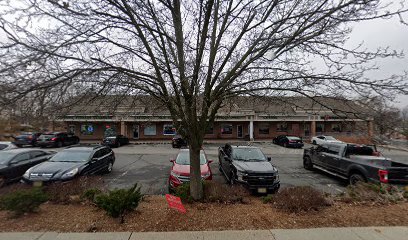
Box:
left=57, top=96, right=373, bottom=141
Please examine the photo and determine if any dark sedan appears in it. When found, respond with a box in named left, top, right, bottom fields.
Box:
left=0, top=149, right=54, bottom=187
left=22, top=145, right=115, bottom=185
left=13, top=132, right=42, bottom=147
left=37, top=132, right=80, bottom=148
left=273, top=135, right=304, bottom=148
left=102, top=135, right=129, bottom=148
left=172, top=135, right=188, bottom=148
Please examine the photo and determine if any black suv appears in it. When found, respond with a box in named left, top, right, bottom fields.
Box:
left=102, top=135, right=129, bottom=147
left=37, top=132, right=80, bottom=148
left=22, top=145, right=115, bottom=184
left=218, top=144, right=280, bottom=194
left=172, top=135, right=188, bottom=148
left=13, top=132, right=42, bottom=147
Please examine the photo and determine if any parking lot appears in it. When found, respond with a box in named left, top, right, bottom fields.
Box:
left=98, top=142, right=408, bottom=195
left=12, top=142, right=408, bottom=195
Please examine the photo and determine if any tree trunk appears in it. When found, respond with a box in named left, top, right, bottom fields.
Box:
left=189, top=142, right=203, bottom=200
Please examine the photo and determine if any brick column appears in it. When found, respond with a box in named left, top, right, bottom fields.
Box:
left=311, top=120, right=316, bottom=137
left=120, top=121, right=126, bottom=135
left=249, top=120, right=254, bottom=141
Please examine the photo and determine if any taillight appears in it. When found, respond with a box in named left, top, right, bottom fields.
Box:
left=51, top=137, right=57, bottom=141
left=378, top=169, right=388, bottom=183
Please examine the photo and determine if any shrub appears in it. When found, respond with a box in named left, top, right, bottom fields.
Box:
left=341, top=182, right=406, bottom=204
left=272, top=186, right=329, bottom=213
left=0, top=187, right=48, bottom=217
left=174, top=182, right=192, bottom=203
left=81, top=188, right=103, bottom=202
left=45, top=176, right=104, bottom=204
left=203, top=181, right=249, bottom=204
left=94, top=183, right=142, bottom=223
left=261, top=195, right=273, bottom=204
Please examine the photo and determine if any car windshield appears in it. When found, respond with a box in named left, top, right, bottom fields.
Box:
left=232, top=148, right=266, bottom=161
left=175, top=151, right=207, bottom=165
left=0, top=152, right=14, bottom=164
left=325, top=136, right=336, bottom=140
left=49, top=151, right=91, bottom=162
left=287, top=136, right=301, bottom=140
left=39, top=134, right=55, bottom=139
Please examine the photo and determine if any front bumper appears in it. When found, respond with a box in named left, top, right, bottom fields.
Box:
left=21, top=175, right=75, bottom=185
left=37, top=141, right=56, bottom=147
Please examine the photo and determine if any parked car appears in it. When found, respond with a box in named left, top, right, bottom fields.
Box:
left=273, top=135, right=304, bottom=148
left=218, top=144, right=280, bottom=194
left=0, top=149, right=55, bottom=187
left=311, top=135, right=342, bottom=145
left=171, top=135, right=188, bottom=148
left=303, top=143, right=408, bottom=185
left=102, top=135, right=129, bottom=147
left=168, top=149, right=212, bottom=191
left=0, top=142, right=18, bottom=151
left=37, top=132, right=80, bottom=148
left=22, top=145, right=115, bottom=184
left=13, top=132, right=42, bottom=147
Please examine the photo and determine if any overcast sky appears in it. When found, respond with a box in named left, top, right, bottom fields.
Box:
left=0, top=1, right=407, bottom=109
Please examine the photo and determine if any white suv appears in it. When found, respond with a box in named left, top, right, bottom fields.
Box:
left=311, top=135, right=343, bottom=145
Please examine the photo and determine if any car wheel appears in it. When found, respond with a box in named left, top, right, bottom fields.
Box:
left=16, top=144, right=22, bottom=148
left=0, top=177, right=5, bottom=188
left=303, top=156, right=313, bottom=170
left=105, top=161, right=114, bottom=173
left=229, top=172, right=235, bottom=185
left=349, top=173, right=366, bottom=185
left=117, top=142, right=121, bottom=148
left=283, top=142, right=288, bottom=148
left=57, top=141, right=63, bottom=148
left=312, top=140, right=317, bottom=145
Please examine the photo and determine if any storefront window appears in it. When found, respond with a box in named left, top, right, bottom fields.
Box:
left=104, top=125, right=117, bottom=137
left=259, top=123, right=270, bottom=135
left=332, top=123, right=341, bottom=132
left=144, top=124, right=156, bottom=136
left=80, top=124, right=94, bottom=135
left=316, top=123, right=325, bottom=132
left=163, top=124, right=176, bottom=135
left=276, top=122, right=288, bottom=131
left=68, top=125, right=75, bottom=134
left=206, top=125, right=214, bottom=134
left=221, top=124, right=233, bottom=134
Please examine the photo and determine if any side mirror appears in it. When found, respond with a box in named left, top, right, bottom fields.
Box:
left=208, top=160, right=213, bottom=164
left=91, top=158, right=98, bottom=162
left=170, top=159, right=175, bottom=163
left=224, top=156, right=230, bottom=161
left=267, top=157, right=271, bottom=162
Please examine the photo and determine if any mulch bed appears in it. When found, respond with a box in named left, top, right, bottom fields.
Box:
left=0, top=195, right=407, bottom=232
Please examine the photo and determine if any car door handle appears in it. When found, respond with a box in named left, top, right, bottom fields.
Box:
left=321, top=154, right=326, bottom=157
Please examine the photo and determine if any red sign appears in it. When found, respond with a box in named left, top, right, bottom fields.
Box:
left=165, top=194, right=186, bottom=213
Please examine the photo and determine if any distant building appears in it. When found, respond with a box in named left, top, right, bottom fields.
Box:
left=56, top=96, right=373, bottom=141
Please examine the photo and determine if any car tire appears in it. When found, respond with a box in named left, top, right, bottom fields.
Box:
left=57, top=141, right=63, bottom=148
left=283, top=142, right=288, bottom=148
left=349, top=173, right=366, bottom=185
left=105, top=161, right=114, bottom=174
left=303, top=156, right=314, bottom=170
left=312, top=140, right=317, bottom=145
left=229, top=172, right=235, bottom=185
left=15, top=144, right=22, bottom=148
left=117, top=142, right=121, bottom=148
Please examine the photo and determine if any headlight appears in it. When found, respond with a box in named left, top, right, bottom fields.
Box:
left=171, top=171, right=180, bottom=178
left=236, top=170, right=247, bottom=181
left=201, top=172, right=211, bottom=179
left=62, top=168, right=79, bottom=178
left=23, top=168, right=32, bottom=179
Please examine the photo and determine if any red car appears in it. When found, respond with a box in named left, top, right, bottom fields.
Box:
left=168, top=149, right=213, bottom=191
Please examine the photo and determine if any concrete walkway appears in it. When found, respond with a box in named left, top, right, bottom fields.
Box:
left=0, top=227, right=407, bottom=240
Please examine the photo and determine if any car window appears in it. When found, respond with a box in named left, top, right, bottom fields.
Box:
left=11, top=153, right=31, bottom=163
left=93, top=150, right=104, bottom=159
left=0, top=144, right=7, bottom=150
left=50, top=150, right=91, bottom=162
left=327, top=146, right=341, bottom=155
left=176, top=151, right=207, bottom=165
left=316, top=145, right=329, bottom=153
left=232, top=148, right=267, bottom=161
left=31, top=151, right=47, bottom=158
left=317, top=136, right=325, bottom=139
left=0, top=152, right=14, bottom=164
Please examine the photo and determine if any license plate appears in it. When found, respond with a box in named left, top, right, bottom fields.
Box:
left=33, top=181, right=43, bottom=187
left=257, top=188, right=267, bottom=193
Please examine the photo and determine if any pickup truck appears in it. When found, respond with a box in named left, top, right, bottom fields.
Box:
left=303, top=143, right=408, bottom=185
left=218, top=144, right=280, bottom=194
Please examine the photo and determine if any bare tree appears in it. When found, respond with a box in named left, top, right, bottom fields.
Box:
left=1, top=0, right=408, bottom=199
